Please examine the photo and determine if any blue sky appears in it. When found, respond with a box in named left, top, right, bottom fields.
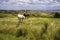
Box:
left=0, top=0, right=60, bottom=10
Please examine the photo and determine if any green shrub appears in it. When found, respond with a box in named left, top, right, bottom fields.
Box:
left=54, top=29, right=60, bottom=40
left=16, top=28, right=28, bottom=37
left=54, top=12, right=60, bottom=18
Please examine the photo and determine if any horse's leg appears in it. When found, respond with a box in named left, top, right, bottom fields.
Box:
left=16, top=20, right=21, bottom=27
left=20, top=19, right=22, bottom=23
left=21, top=18, right=25, bottom=24
left=16, top=18, right=21, bottom=27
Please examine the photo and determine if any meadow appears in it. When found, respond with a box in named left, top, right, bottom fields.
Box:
left=0, top=11, right=60, bottom=40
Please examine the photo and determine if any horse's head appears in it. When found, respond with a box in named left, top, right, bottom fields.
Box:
left=23, top=13, right=30, bottom=17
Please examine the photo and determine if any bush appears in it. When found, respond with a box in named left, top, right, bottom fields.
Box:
left=16, top=28, right=28, bottom=37
left=54, top=12, right=60, bottom=18
left=54, top=29, right=60, bottom=40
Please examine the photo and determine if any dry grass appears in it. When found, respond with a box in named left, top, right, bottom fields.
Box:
left=0, top=13, right=60, bottom=40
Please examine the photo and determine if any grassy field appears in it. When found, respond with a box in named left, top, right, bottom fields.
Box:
left=0, top=13, right=60, bottom=40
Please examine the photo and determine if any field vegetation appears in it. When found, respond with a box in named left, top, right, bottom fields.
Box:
left=0, top=10, right=60, bottom=40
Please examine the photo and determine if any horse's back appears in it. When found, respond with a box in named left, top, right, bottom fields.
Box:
left=18, top=14, right=25, bottom=18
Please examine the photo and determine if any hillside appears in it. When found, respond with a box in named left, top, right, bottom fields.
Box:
left=0, top=12, right=60, bottom=40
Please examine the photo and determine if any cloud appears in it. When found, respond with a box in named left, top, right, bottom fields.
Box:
left=31, top=0, right=54, bottom=3
left=0, top=0, right=60, bottom=10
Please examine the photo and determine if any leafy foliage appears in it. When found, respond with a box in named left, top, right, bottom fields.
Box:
left=0, top=11, right=60, bottom=40
left=54, top=12, right=60, bottom=18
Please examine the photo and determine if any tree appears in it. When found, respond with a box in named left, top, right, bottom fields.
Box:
left=54, top=12, right=60, bottom=18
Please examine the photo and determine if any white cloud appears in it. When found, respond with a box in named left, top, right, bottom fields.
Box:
left=0, top=0, right=60, bottom=10
left=0, top=0, right=60, bottom=6
left=32, top=0, right=53, bottom=3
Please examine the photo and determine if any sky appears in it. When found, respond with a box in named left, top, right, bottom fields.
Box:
left=0, top=0, right=60, bottom=10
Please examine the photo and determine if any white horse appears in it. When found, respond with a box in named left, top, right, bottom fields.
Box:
left=18, top=14, right=25, bottom=22
left=16, top=14, right=25, bottom=27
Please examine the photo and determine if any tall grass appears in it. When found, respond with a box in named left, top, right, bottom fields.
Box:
left=0, top=13, right=60, bottom=40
